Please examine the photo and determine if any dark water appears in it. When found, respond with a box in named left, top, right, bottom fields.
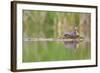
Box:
left=23, top=40, right=91, bottom=62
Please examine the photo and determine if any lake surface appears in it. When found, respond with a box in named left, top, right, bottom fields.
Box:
left=23, top=40, right=91, bottom=62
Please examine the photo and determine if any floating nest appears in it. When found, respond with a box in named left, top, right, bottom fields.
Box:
left=63, top=34, right=83, bottom=39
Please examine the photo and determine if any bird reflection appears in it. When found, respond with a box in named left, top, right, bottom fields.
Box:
left=64, top=40, right=79, bottom=49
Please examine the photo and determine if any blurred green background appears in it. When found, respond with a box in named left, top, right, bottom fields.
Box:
left=22, top=10, right=91, bottom=62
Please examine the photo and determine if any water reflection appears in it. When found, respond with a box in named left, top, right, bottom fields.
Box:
left=64, top=40, right=79, bottom=49
left=23, top=40, right=91, bottom=62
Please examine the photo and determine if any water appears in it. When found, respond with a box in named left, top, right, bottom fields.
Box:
left=23, top=40, right=91, bottom=62
left=64, top=41, right=79, bottom=49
